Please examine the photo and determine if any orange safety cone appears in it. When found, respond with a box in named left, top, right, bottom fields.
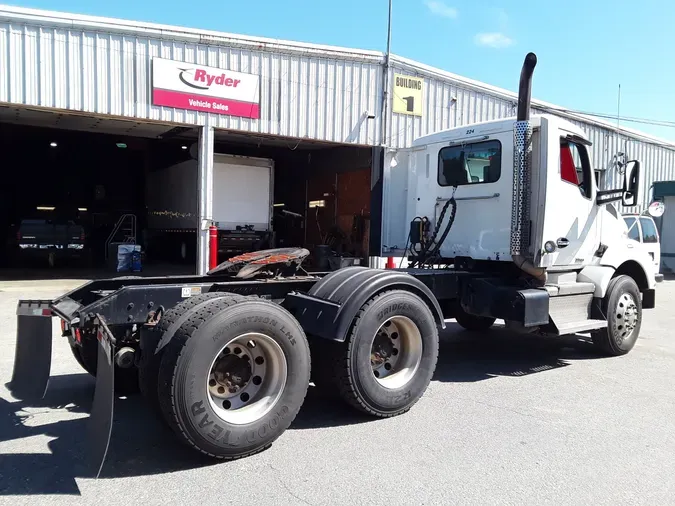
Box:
left=385, top=256, right=396, bottom=269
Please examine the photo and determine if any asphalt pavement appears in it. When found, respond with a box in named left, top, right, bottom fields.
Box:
left=1, top=278, right=674, bottom=505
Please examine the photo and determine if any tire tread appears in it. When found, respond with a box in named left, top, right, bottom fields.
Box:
left=591, top=275, right=642, bottom=356
left=157, top=295, right=308, bottom=460
left=139, top=292, right=229, bottom=406
left=326, top=290, right=439, bottom=418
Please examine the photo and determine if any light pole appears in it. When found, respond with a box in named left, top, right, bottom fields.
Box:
left=381, top=0, right=393, bottom=146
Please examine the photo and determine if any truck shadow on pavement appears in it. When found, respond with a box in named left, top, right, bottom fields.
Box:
left=432, top=321, right=605, bottom=383
left=0, top=323, right=605, bottom=496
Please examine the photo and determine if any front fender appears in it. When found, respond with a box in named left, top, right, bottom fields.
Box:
left=598, top=241, right=656, bottom=290
left=283, top=267, right=445, bottom=342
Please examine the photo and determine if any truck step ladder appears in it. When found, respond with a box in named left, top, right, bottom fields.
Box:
left=543, top=280, right=605, bottom=335
left=555, top=319, right=608, bottom=335
left=105, top=214, right=137, bottom=260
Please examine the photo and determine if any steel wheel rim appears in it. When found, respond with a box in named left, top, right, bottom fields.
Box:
left=370, top=315, right=423, bottom=389
left=614, top=292, right=639, bottom=345
left=207, top=332, right=287, bottom=425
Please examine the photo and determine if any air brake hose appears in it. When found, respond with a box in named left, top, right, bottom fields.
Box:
left=417, top=186, right=458, bottom=265
left=426, top=197, right=457, bottom=260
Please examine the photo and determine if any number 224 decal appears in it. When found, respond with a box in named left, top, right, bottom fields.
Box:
left=466, top=129, right=475, bottom=135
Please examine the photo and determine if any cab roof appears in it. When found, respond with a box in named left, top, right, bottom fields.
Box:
left=412, top=114, right=587, bottom=147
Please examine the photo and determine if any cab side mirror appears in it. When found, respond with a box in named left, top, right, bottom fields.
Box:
left=622, top=160, right=640, bottom=208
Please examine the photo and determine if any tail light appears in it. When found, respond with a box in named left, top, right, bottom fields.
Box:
left=16, top=231, right=21, bottom=241
left=80, top=230, right=86, bottom=241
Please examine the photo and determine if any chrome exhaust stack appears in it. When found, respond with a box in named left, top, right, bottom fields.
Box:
left=510, top=52, right=546, bottom=283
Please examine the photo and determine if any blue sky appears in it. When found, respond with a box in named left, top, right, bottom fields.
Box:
left=6, top=0, right=675, bottom=141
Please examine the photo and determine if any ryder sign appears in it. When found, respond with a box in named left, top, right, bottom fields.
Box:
left=152, top=58, right=260, bottom=119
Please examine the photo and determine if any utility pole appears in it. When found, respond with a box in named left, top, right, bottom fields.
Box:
left=617, top=83, right=621, bottom=128
left=380, top=0, right=393, bottom=146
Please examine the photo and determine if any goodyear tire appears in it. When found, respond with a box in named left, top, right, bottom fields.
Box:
left=156, top=296, right=310, bottom=459
left=138, top=292, right=234, bottom=416
left=316, top=290, right=439, bottom=417
left=591, top=275, right=642, bottom=356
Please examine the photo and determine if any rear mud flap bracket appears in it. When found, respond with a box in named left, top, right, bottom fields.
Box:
left=87, top=314, right=116, bottom=479
left=8, top=300, right=54, bottom=401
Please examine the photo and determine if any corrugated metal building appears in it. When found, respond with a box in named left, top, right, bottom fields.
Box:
left=0, top=5, right=384, bottom=146
left=1, top=4, right=674, bottom=271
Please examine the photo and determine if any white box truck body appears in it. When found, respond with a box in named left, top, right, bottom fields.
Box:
left=147, top=153, right=274, bottom=231
left=145, top=153, right=274, bottom=261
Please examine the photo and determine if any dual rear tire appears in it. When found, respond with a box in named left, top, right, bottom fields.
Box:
left=311, top=290, right=440, bottom=417
left=141, top=294, right=311, bottom=459
left=140, top=289, right=440, bottom=459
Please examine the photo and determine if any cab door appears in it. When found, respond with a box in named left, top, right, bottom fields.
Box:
left=536, top=118, right=600, bottom=268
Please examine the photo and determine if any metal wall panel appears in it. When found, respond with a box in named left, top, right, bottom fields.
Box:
left=0, top=19, right=383, bottom=146
left=386, top=59, right=516, bottom=149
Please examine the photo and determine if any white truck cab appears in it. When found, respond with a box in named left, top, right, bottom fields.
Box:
left=380, top=52, right=662, bottom=353
left=384, top=114, right=658, bottom=291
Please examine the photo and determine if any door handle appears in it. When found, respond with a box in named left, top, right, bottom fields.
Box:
left=556, top=238, right=569, bottom=248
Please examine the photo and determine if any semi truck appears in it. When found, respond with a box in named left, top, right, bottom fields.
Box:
left=9, top=52, right=663, bottom=477
left=145, top=152, right=274, bottom=262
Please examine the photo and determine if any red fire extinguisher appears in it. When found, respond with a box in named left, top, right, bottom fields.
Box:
left=209, top=225, right=218, bottom=270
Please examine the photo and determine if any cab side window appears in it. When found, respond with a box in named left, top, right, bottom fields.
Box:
left=639, top=217, right=659, bottom=243
left=623, top=217, right=640, bottom=241
left=560, top=140, right=592, bottom=199
left=438, top=140, right=502, bottom=187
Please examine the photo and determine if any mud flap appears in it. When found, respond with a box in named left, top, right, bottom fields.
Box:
left=8, top=300, right=54, bottom=401
left=87, top=315, right=115, bottom=478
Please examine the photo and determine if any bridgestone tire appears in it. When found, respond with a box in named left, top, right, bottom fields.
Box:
left=454, top=304, right=496, bottom=332
left=591, top=275, right=642, bottom=356
left=138, top=292, right=234, bottom=416
left=316, top=290, right=439, bottom=417
left=156, top=296, right=310, bottom=459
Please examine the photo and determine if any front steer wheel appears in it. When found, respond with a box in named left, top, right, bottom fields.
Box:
left=591, top=275, right=642, bottom=356
left=156, top=296, right=311, bottom=459
left=313, top=290, right=439, bottom=417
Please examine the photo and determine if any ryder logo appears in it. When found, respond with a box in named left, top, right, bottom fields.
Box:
left=152, top=57, right=260, bottom=119
left=178, top=68, right=242, bottom=91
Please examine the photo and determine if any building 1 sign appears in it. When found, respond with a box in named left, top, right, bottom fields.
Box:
left=151, top=58, right=260, bottom=119
left=392, top=73, right=424, bottom=117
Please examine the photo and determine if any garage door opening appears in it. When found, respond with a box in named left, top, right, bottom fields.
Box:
left=159, top=129, right=376, bottom=272
left=0, top=108, right=197, bottom=280
left=212, top=132, right=375, bottom=271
